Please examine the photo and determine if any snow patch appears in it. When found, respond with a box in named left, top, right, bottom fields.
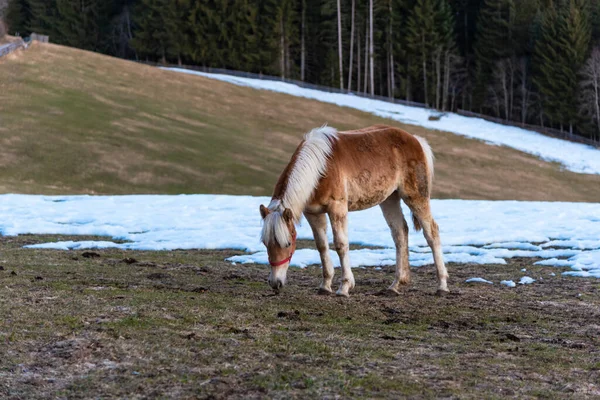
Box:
left=164, top=68, right=600, bottom=175
left=465, top=277, right=493, bottom=284
left=519, top=276, right=536, bottom=285
left=1, top=195, right=599, bottom=278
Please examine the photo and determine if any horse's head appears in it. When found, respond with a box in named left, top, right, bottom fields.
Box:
left=259, top=204, right=297, bottom=291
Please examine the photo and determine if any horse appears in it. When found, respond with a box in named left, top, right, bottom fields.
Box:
left=259, top=124, right=448, bottom=297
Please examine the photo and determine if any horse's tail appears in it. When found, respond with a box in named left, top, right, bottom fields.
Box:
left=412, top=135, right=434, bottom=232
left=414, top=135, right=434, bottom=186
left=412, top=213, right=422, bottom=232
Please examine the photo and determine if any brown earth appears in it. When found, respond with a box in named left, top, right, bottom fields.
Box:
left=0, top=235, right=599, bottom=399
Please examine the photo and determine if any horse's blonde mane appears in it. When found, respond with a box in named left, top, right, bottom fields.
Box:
left=261, top=125, right=337, bottom=246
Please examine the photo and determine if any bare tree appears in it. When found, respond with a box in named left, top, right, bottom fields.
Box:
left=434, top=49, right=441, bottom=109
left=388, top=0, right=395, bottom=98
left=369, top=0, right=374, bottom=96
left=348, top=0, right=355, bottom=91
left=448, top=58, right=467, bottom=112
left=337, top=0, right=343, bottom=89
left=364, top=15, right=368, bottom=94
left=491, top=59, right=516, bottom=120
left=357, top=21, right=361, bottom=93
left=301, top=0, right=306, bottom=81
left=515, top=57, right=532, bottom=125
left=580, top=47, right=600, bottom=142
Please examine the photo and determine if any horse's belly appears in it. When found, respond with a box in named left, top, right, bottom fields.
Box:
left=346, top=172, right=398, bottom=211
left=347, top=187, right=395, bottom=211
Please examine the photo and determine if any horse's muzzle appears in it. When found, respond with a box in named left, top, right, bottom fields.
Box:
left=268, top=277, right=285, bottom=290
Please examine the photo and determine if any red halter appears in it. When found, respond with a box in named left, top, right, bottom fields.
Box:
left=269, top=231, right=297, bottom=267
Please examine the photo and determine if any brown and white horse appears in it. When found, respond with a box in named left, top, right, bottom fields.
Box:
left=259, top=125, right=448, bottom=297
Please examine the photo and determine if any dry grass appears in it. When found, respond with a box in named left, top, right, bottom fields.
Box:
left=0, top=42, right=599, bottom=200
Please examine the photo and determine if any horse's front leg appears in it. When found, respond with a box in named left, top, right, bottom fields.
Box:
left=328, top=207, right=355, bottom=297
left=305, top=212, right=335, bottom=294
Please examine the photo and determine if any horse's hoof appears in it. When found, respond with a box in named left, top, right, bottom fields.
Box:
left=387, top=287, right=401, bottom=296
left=435, top=289, right=450, bottom=297
left=335, top=290, right=350, bottom=298
left=317, top=287, right=333, bottom=295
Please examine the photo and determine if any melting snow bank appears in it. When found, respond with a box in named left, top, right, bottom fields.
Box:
left=0, top=195, right=599, bottom=278
left=164, top=68, right=600, bottom=175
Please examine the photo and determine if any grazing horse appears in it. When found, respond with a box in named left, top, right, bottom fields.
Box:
left=259, top=125, right=448, bottom=297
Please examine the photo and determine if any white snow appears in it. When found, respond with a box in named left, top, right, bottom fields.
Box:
left=519, top=276, right=536, bottom=285
left=1, top=194, right=599, bottom=279
left=466, top=277, right=493, bottom=284
left=163, top=68, right=600, bottom=175
left=501, top=280, right=517, bottom=287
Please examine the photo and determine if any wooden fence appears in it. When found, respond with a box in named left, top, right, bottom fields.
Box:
left=148, top=62, right=430, bottom=109
left=456, top=110, right=600, bottom=149
left=0, top=38, right=24, bottom=57
left=30, top=33, right=49, bottom=43
left=150, top=62, right=600, bottom=148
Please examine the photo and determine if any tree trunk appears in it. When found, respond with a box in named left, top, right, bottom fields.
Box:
left=337, top=0, right=344, bottom=89
left=357, top=24, right=361, bottom=93
left=369, top=0, right=375, bottom=96
left=442, top=51, right=450, bottom=111
left=364, top=16, right=369, bottom=94
left=422, top=52, right=428, bottom=106
left=301, top=0, right=306, bottom=81
left=388, top=0, right=395, bottom=99
left=280, top=17, right=285, bottom=79
left=509, top=59, right=514, bottom=121
left=348, top=0, right=355, bottom=91
left=594, top=67, right=600, bottom=140
left=520, top=58, right=528, bottom=125
left=435, top=50, right=441, bottom=110
left=501, top=64, right=508, bottom=120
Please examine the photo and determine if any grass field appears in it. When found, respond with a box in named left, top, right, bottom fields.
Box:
left=1, top=235, right=599, bottom=399
left=1, top=42, right=600, bottom=201
left=1, top=42, right=600, bottom=399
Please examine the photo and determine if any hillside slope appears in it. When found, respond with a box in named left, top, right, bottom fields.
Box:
left=1, top=42, right=599, bottom=201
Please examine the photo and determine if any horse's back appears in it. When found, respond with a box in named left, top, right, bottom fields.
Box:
left=310, top=125, right=431, bottom=212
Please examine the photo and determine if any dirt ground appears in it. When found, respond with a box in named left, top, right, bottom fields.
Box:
left=0, top=235, right=599, bottom=399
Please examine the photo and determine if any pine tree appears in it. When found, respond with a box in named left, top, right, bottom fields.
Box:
left=472, top=0, right=515, bottom=109
left=406, top=0, right=456, bottom=107
left=54, top=0, right=112, bottom=51
left=130, top=0, right=171, bottom=63
left=406, top=0, right=436, bottom=105
left=5, top=0, right=29, bottom=35
left=559, top=0, right=591, bottom=132
left=534, top=0, right=590, bottom=132
left=27, top=0, right=59, bottom=37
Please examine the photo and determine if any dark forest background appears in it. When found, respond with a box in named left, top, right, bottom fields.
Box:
left=3, top=0, right=600, bottom=141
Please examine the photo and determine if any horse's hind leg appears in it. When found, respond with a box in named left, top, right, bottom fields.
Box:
left=380, top=192, right=410, bottom=294
left=328, top=207, right=355, bottom=297
left=305, top=212, right=335, bottom=294
left=406, top=198, right=449, bottom=294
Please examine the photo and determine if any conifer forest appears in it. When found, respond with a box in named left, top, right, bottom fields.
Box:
left=3, top=0, right=600, bottom=141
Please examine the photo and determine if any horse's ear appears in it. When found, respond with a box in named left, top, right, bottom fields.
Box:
left=259, top=204, right=270, bottom=219
left=283, top=208, right=294, bottom=223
